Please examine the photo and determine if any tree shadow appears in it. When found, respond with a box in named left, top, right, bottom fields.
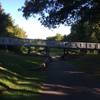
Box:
left=38, top=60, right=100, bottom=100
left=0, top=60, right=45, bottom=99
left=0, top=66, right=43, bottom=94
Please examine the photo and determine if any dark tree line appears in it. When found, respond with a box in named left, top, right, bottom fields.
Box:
left=65, top=21, right=100, bottom=42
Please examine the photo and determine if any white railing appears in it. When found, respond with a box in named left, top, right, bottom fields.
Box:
left=0, top=37, right=100, bottom=49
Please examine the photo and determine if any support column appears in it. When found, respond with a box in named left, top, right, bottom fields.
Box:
left=45, top=47, right=49, bottom=57
left=27, top=46, right=31, bottom=54
left=60, top=48, right=66, bottom=60
left=5, top=44, right=8, bottom=52
left=63, top=48, right=66, bottom=56
left=98, top=50, right=100, bottom=54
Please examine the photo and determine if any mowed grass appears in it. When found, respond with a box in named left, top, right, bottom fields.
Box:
left=67, top=54, right=100, bottom=74
left=49, top=48, right=63, bottom=56
left=0, top=51, right=45, bottom=100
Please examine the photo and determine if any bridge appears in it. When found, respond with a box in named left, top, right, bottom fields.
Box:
left=0, top=37, right=100, bottom=55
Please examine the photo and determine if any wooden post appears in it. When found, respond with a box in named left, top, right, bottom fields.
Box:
left=98, top=50, right=100, bottom=54
left=45, top=47, right=49, bottom=56
left=60, top=48, right=66, bottom=60
left=5, top=44, right=8, bottom=52
left=27, top=46, right=31, bottom=54
left=63, top=48, right=66, bottom=56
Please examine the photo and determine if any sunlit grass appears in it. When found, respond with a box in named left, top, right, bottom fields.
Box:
left=0, top=78, right=40, bottom=91
left=0, top=85, right=5, bottom=90
left=0, top=51, right=45, bottom=99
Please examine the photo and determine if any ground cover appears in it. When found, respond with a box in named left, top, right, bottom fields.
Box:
left=0, top=51, right=45, bottom=100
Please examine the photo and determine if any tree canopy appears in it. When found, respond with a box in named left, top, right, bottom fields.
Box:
left=0, top=3, right=27, bottom=38
left=21, top=0, right=100, bottom=28
left=61, top=20, right=100, bottom=42
left=46, top=33, right=63, bottom=41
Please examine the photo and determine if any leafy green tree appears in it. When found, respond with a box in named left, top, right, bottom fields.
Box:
left=0, top=4, right=13, bottom=36
left=65, top=21, right=100, bottom=42
left=65, top=21, right=89, bottom=42
left=12, top=25, right=27, bottom=38
left=20, top=0, right=100, bottom=28
left=20, top=0, right=100, bottom=42
left=0, top=3, right=27, bottom=53
left=88, top=22, right=100, bottom=42
left=47, top=33, right=63, bottom=41
left=46, top=36, right=55, bottom=41
left=55, top=33, right=64, bottom=41
left=0, top=3, right=27, bottom=38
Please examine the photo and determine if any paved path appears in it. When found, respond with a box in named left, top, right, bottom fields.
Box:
left=39, top=58, right=100, bottom=100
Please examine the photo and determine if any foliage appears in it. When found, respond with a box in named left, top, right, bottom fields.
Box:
left=20, top=0, right=100, bottom=42
left=0, top=51, right=45, bottom=99
left=0, top=3, right=27, bottom=53
left=0, top=5, right=13, bottom=36
left=64, top=21, right=100, bottom=42
left=12, top=25, right=27, bottom=38
left=21, top=0, right=100, bottom=28
left=46, top=34, right=64, bottom=56
left=0, top=3, right=27, bottom=38
left=46, top=33, right=63, bottom=41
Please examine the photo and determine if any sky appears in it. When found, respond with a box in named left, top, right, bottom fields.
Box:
left=0, top=0, right=71, bottom=39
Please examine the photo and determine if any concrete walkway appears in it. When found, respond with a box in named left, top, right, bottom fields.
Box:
left=39, top=58, right=100, bottom=100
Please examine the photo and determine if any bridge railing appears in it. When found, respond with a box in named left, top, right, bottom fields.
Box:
left=0, top=37, right=100, bottom=50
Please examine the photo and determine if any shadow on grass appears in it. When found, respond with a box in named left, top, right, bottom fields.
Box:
left=0, top=67, right=46, bottom=100
left=0, top=51, right=46, bottom=99
left=39, top=71, right=100, bottom=100
left=38, top=58, right=100, bottom=100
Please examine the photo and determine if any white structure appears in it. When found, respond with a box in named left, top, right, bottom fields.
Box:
left=0, top=37, right=100, bottom=50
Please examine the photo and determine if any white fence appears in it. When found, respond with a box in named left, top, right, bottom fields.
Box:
left=0, top=37, right=100, bottom=49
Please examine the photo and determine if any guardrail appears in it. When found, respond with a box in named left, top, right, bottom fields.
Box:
left=0, top=37, right=100, bottom=50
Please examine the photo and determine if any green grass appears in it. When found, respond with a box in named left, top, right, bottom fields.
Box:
left=67, top=54, right=100, bottom=74
left=49, top=48, right=64, bottom=56
left=0, top=51, right=45, bottom=100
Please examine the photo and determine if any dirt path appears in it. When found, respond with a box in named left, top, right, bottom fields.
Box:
left=39, top=58, right=100, bottom=100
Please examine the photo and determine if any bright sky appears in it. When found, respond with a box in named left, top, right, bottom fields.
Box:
left=0, top=0, right=71, bottom=39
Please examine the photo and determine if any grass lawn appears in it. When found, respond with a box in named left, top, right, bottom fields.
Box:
left=0, top=50, right=45, bottom=100
left=66, top=54, right=100, bottom=81
left=49, top=48, right=64, bottom=57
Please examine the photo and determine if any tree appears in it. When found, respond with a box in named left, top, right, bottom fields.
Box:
left=0, top=3, right=27, bottom=38
left=0, top=3, right=27, bottom=53
left=65, top=21, right=89, bottom=42
left=12, top=25, right=27, bottom=38
left=64, top=20, right=100, bottom=42
left=0, top=4, right=13, bottom=36
left=47, top=33, right=63, bottom=41
left=20, top=0, right=100, bottom=28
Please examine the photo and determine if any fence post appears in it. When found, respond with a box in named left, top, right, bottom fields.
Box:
left=27, top=46, right=31, bottom=54
left=45, top=47, right=49, bottom=56
left=5, top=44, right=8, bottom=52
